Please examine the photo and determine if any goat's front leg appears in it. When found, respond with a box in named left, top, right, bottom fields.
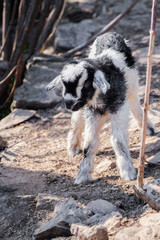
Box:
left=74, top=109, right=106, bottom=184
left=67, top=110, right=84, bottom=157
left=110, top=102, right=136, bottom=181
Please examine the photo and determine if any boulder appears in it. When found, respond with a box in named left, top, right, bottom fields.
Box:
left=11, top=53, right=65, bottom=110
left=33, top=198, right=86, bottom=240
left=55, top=19, right=105, bottom=51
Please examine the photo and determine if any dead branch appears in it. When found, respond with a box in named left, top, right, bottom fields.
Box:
left=10, top=0, right=41, bottom=69
left=0, top=66, right=16, bottom=103
left=2, top=0, right=11, bottom=61
left=0, top=0, right=19, bottom=58
left=28, top=0, right=52, bottom=56
left=36, top=0, right=66, bottom=51
left=133, top=185, right=160, bottom=212
left=40, top=0, right=67, bottom=51
left=137, top=0, right=158, bottom=189
left=62, top=0, right=140, bottom=58
left=12, top=0, right=30, bottom=57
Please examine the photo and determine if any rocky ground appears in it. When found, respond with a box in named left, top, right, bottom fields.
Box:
left=0, top=0, right=160, bottom=239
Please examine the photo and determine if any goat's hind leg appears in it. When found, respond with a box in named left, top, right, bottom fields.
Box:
left=111, top=103, right=136, bottom=181
left=128, top=74, right=156, bottom=136
left=67, top=110, right=84, bottom=157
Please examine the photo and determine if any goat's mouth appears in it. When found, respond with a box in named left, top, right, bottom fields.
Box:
left=71, top=100, right=85, bottom=111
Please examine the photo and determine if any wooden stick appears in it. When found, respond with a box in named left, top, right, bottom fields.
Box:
left=40, top=0, right=67, bottom=52
left=36, top=0, right=66, bottom=51
left=61, top=0, right=140, bottom=57
left=137, top=0, right=158, bottom=189
left=133, top=185, right=160, bottom=212
left=2, top=0, right=11, bottom=61
left=0, top=0, right=19, bottom=57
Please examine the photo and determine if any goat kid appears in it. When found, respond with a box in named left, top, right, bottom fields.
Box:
left=46, top=32, right=156, bottom=184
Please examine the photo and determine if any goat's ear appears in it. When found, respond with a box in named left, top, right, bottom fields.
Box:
left=45, top=75, right=61, bottom=91
left=93, top=70, right=110, bottom=94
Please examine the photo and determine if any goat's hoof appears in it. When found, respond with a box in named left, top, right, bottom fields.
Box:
left=120, top=167, right=137, bottom=181
left=67, top=147, right=81, bottom=157
left=74, top=173, right=92, bottom=185
left=147, top=126, right=157, bottom=136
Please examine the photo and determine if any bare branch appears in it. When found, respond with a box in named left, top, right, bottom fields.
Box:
left=0, top=0, right=19, bottom=58
left=28, top=0, right=52, bottom=56
left=2, top=0, right=11, bottom=61
left=137, top=0, right=158, bottom=188
left=36, top=0, right=66, bottom=51
left=62, top=0, right=140, bottom=57
left=9, top=0, right=42, bottom=69
left=133, top=185, right=160, bottom=212
left=40, top=0, right=67, bottom=51
left=0, top=66, right=16, bottom=103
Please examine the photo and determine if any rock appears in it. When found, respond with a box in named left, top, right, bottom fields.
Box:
left=55, top=19, right=105, bottom=51
left=36, top=193, right=66, bottom=211
left=0, top=109, right=36, bottom=130
left=86, top=199, right=117, bottom=215
left=86, top=199, right=120, bottom=225
left=115, top=212, right=160, bottom=240
left=95, top=159, right=115, bottom=175
left=0, top=136, right=7, bottom=150
left=103, top=215, right=122, bottom=235
left=11, top=53, right=65, bottom=110
left=139, top=212, right=160, bottom=227
left=33, top=198, right=86, bottom=240
left=71, top=224, right=108, bottom=240
left=147, top=151, right=160, bottom=165
left=143, top=179, right=160, bottom=204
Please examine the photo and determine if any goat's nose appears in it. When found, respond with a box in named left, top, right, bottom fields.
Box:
left=65, top=100, right=74, bottom=109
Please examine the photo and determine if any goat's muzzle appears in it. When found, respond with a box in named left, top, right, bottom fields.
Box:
left=65, top=99, right=84, bottom=111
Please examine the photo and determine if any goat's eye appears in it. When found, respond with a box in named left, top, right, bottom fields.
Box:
left=84, top=80, right=90, bottom=88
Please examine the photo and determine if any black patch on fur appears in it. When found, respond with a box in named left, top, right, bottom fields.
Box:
left=84, top=147, right=89, bottom=157
left=85, top=58, right=127, bottom=115
left=62, top=74, right=80, bottom=97
left=95, top=32, right=135, bottom=68
left=80, top=66, right=95, bottom=103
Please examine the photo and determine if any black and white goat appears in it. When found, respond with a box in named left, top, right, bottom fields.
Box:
left=46, top=32, right=156, bottom=184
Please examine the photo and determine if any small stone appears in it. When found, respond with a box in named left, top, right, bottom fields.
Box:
left=71, top=224, right=108, bottom=240
left=143, top=179, right=160, bottom=203
left=147, top=151, right=160, bottom=165
left=86, top=199, right=117, bottom=215
left=36, top=193, right=66, bottom=211
left=95, top=159, right=115, bottom=174
left=103, top=215, right=122, bottom=235
left=0, top=109, right=36, bottom=130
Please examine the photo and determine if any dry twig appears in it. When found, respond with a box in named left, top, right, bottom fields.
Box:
left=134, top=0, right=159, bottom=212
left=62, top=0, right=140, bottom=57
left=137, top=0, right=158, bottom=189
left=40, top=0, right=67, bottom=51
left=133, top=185, right=160, bottom=212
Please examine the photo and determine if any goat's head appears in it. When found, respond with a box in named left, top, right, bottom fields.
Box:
left=45, top=60, right=110, bottom=111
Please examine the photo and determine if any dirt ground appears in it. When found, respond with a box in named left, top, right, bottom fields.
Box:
left=0, top=0, right=160, bottom=239
left=0, top=99, right=160, bottom=239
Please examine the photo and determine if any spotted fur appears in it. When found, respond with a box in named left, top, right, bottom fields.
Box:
left=46, top=32, right=156, bottom=184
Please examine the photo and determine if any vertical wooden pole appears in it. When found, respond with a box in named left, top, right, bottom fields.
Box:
left=137, top=0, right=158, bottom=188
